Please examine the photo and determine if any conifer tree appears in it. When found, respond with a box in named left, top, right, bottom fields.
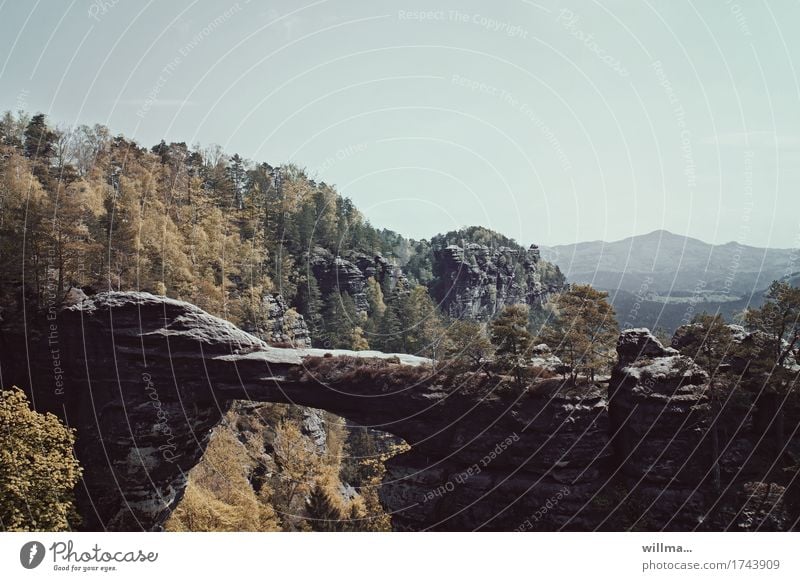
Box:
left=538, top=284, right=619, bottom=382
left=443, top=319, right=494, bottom=376
left=744, top=280, right=800, bottom=376
left=376, top=299, right=403, bottom=352
left=296, top=272, right=323, bottom=338
left=305, top=482, right=345, bottom=532
left=490, top=304, right=534, bottom=387
left=23, top=113, right=57, bottom=184
left=322, top=291, right=358, bottom=348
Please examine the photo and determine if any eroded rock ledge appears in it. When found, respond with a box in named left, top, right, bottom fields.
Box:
left=2, top=294, right=796, bottom=531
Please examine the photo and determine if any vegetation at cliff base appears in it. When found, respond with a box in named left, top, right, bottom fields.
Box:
left=165, top=403, right=397, bottom=532
left=0, top=387, right=82, bottom=531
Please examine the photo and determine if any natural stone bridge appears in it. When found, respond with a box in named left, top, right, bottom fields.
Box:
left=5, top=292, right=797, bottom=531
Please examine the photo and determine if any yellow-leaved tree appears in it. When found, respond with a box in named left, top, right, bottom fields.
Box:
left=0, top=387, right=82, bottom=531
left=165, top=426, right=281, bottom=532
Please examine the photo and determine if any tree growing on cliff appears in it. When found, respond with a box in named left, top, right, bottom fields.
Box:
left=674, top=313, right=736, bottom=374
left=490, top=305, right=534, bottom=387
left=443, top=319, right=494, bottom=377
left=375, top=296, right=403, bottom=353
left=538, top=284, right=619, bottom=382
left=296, top=272, right=323, bottom=338
left=743, top=280, right=800, bottom=383
left=165, top=426, right=281, bottom=532
left=397, top=285, right=445, bottom=359
left=0, top=387, right=82, bottom=531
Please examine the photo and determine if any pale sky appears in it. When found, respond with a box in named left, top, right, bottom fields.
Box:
left=2, top=0, right=800, bottom=248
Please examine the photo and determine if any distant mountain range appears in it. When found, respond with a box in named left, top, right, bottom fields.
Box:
left=541, top=230, right=800, bottom=333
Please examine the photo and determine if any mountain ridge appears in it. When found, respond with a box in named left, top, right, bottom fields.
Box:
left=543, top=229, right=798, bottom=252
left=541, top=229, right=799, bottom=333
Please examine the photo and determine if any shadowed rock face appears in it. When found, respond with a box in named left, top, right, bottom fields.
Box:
left=609, top=329, right=795, bottom=531
left=431, top=243, right=563, bottom=321
left=308, top=247, right=403, bottom=313
left=241, top=293, right=312, bottom=347
left=2, top=296, right=796, bottom=531
left=48, top=292, right=431, bottom=530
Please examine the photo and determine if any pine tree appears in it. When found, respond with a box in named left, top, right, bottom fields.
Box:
left=226, top=153, right=247, bottom=210
left=23, top=114, right=56, bottom=161
left=744, top=280, right=800, bottom=374
left=538, top=284, right=619, bottom=382
left=443, top=319, right=494, bottom=376
left=400, top=285, right=444, bottom=358
left=305, top=482, right=345, bottom=531
left=490, top=304, right=534, bottom=388
left=365, top=276, right=386, bottom=317
left=322, top=291, right=358, bottom=348
left=673, top=313, right=738, bottom=491
left=376, top=298, right=403, bottom=352
left=164, top=423, right=281, bottom=532
left=296, top=272, right=323, bottom=339
left=271, top=420, right=321, bottom=529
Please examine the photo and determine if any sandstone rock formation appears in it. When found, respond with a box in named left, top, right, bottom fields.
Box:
left=530, top=343, right=569, bottom=375
left=672, top=322, right=800, bottom=374
left=307, top=241, right=563, bottom=321
left=1, top=295, right=796, bottom=531
left=12, top=291, right=431, bottom=530
left=241, top=293, right=312, bottom=347
left=308, top=247, right=402, bottom=313
left=431, top=242, right=564, bottom=320
left=609, top=328, right=795, bottom=531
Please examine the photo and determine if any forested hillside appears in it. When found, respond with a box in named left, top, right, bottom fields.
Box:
left=0, top=111, right=563, bottom=355
left=0, top=111, right=563, bottom=531
left=0, top=111, right=382, bottom=338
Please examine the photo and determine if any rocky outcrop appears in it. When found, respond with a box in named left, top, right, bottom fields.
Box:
left=2, top=295, right=796, bottom=531
left=381, top=380, right=610, bottom=531
left=608, top=329, right=796, bottom=531
left=672, top=322, right=800, bottom=374
left=530, top=343, right=569, bottom=375
left=307, top=241, right=563, bottom=322
left=608, top=329, right=711, bottom=528
left=241, top=293, right=311, bottom=347
left=431, top=242, right=564, bottom=320
left=2, top=291, right=429, bottom=530
left=308, top=247, right=401, bottom=313
left=617, top=327, right=680, bottom=362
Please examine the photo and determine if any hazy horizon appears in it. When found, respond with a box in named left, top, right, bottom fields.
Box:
left=3, top=0, right=800, bottom=247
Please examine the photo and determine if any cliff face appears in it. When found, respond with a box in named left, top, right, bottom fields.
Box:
left=380, top=380, right=610, bottom=531
left=241, top=293, right=312, bottom=347
left=431, top=243, right=564, bottom=320
left=307, top=241, right=563, bottom=320
left=12, top=291, right=431, bottom=530
left=308, top=247, right=403, bottom=313
left=607, top=329, right=794, bottom=531
left=2, top=294, right=796, bottom=531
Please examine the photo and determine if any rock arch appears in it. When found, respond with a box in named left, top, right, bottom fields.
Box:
left=3, top=293, right=795, bottom=531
